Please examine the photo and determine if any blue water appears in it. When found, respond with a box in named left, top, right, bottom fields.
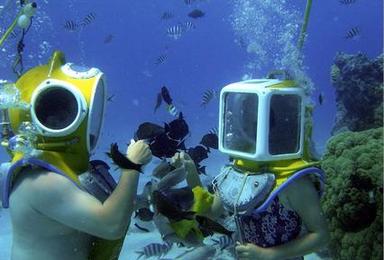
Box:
left=0, top=0, right=382, bottom=259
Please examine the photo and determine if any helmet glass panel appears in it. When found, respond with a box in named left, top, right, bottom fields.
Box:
left=34, top=87, right=78, bottom=130
left=88, top=79, right=105, bottom=151
left=269, top=94, right=301, bottom=155
left=223, top=92, right=258, bottom=154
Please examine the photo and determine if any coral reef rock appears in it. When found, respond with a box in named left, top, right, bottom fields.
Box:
left=321, top=128, right=383, bottom=260
left=330, top=53, right=383, bottom=134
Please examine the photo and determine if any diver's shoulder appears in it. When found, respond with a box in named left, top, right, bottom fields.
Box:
left=283, top=175, right=320, bottom=207
left=16, top=168, right=75, bottom=193
left=282, top=176, right=316, bottom=200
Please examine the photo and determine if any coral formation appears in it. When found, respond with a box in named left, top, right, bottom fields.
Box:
left=330, top=53, right=383, bottom=134
left=321, top=128, right=383, bottom=260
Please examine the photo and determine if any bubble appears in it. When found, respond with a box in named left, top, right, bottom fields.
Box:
left=231, top=0, right=314, bottom=94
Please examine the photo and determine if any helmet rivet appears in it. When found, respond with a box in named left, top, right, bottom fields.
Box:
left=254, top=181, right=259, bottom=187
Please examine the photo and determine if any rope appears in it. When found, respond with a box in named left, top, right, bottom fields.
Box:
left=233, top=172, right=249, bottom=244
left=12, top=15, right=33, bottom=78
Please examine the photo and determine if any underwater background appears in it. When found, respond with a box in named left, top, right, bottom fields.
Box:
left=0, top=0, right=382, bottom=259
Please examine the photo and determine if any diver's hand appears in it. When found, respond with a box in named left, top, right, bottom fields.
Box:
left=236, top=242, right=279, bottom=260
left=170, top=151, right=194, bottom=168
left=126, top=139, right=152, bottom=165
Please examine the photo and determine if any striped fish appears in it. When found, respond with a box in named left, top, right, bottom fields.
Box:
left=184, top=0, right=197, bottom=5
left=201, top=89, right=217, bottom=107
left=209, top=127, right=218, bottom=135
left=212, top=235, right=234, bottom=250
left=183, top=21, right=195, bottom=32
left=135, top=243, right=171, bottom=260
left=63, top=20, right=78, bottom=32
left=167, top=104, right=178, bottom=117
left=339, top=0, right=356, bottom=4
left=161, top=11, right=174, bottom=20
left=155, top=54, right=167, bottom=66
left=166, top=24, right=184, bottom=40
left=81, top=12, right=96, bottom=27
left=345, top=26, right=360, bottom=39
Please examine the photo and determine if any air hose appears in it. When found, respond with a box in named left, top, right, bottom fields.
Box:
left=297, top=0, right=312, bottom=51
left=0, top=1, right=37, bottom=78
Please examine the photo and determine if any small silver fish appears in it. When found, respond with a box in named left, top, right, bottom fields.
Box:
left=201, top=89, right=217, bottom=107
left=167, top=25, right=184, bottom=40
left=103, top=34, right=114, bottom=44
left=183, top=21, right=195, bottom=32
left=345, top=27, right=360, bottom=39
left=167, top=104, right=178, bottom=117
left=184, top=0, right=197, bottom=5
left=81, top=12, right=96, bottom=27
left=340, top=0, right=356, bottom=4
left=155, top=54, right=167, bottom=66
left=209, top=127, right=218, bottom=135
left=212, top=235, right=234, bottom=250
left=64, top=20, right=78, bottom=32
left=318, top=92, right=324, bottom=105
left=135, top=243, right=171, bottom=260
left=161, top=11, right=174, bottom=20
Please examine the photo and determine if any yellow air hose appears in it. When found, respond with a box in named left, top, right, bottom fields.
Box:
left=297, top=0, right=313, bottom=51
left=0, top=0, right=34, bottom=48
left=0, top=14, right=20, bottom=47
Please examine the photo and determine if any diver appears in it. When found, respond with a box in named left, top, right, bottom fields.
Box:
left=213, top=79, right=330, bottom=260
left=0, top=51, right=152, bottom=260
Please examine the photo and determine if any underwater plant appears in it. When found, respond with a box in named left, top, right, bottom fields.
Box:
left=321, top=128, right=383, bottom=260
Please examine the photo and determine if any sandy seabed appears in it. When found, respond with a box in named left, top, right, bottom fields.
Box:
left=0, top=209, right=324, bottom=260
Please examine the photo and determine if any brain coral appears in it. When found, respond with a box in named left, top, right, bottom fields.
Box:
left=321, top=128, right=383, bottom=260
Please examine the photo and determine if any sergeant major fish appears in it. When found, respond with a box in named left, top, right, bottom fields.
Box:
left=211, top=235, right=234, bottom=250
left=135, top=242, right=171, bottom=260
left=345, top=26, right=360, bottom=39
left=166, top=24, right=184, bottom=40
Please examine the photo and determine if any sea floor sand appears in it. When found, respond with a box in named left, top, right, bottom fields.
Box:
left=0, top=209, right=326, bottom=259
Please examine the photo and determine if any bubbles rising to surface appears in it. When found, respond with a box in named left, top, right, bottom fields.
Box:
left=231, top=0, right=314, bottom=94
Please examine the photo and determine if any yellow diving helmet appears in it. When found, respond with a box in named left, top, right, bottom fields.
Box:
left=7, top=51, right=106, bottom=184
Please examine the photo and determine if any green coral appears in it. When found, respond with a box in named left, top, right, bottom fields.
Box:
left=321, top=128, right=383, bottom=260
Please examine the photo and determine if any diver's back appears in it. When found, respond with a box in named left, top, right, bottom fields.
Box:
left=9, top=169, right=92, bottom=260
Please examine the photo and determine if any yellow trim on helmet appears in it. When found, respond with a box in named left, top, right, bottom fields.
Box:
left=7, top=51, right=102, bottom=184
left=234, top=158, right=320, bottom=189
left=266, top=80, right=298, bottom=89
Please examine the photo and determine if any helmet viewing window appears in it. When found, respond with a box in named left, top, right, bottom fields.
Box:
left=34, top=87, right=78, bottom=130
left=269, top=94, right=301, bottom=155
left=223, top=92, right=258, bottom=154
left=87, top=79, right=106, bottom=151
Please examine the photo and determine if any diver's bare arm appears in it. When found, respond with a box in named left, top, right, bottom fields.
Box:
left=182, top=153, right=202, bottom=188
left=171, top=152, right=202, bottom=188
left=28, top=172, right=136, bottom=240
left=29, top=140, right=151, bottom=240
left=185, top=161, right=202, bottom=188
left=266, top=176, right=330, bottom=259
left=100, top=169, right=140, bottom=235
